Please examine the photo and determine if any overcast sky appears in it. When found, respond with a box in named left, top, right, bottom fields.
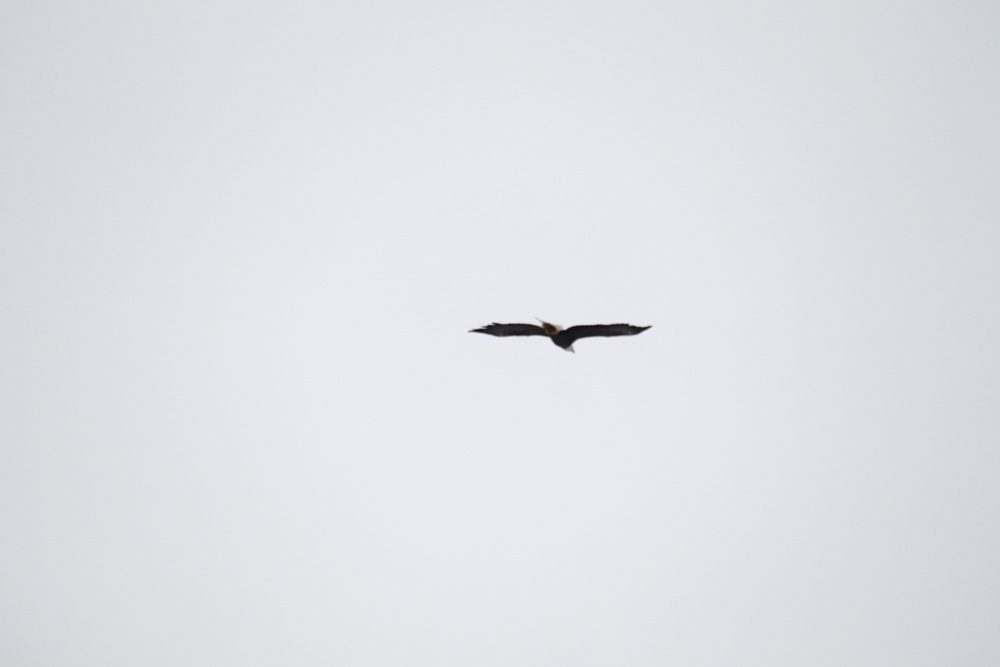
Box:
left=3, top=2, right=999, bottom=665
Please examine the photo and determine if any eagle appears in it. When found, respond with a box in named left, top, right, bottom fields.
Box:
left=470, top=319, right=650, bottom=353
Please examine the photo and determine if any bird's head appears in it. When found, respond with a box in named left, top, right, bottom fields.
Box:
left=535, top=318, right=563, bottom=335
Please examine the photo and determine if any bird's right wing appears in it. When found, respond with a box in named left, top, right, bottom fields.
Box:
left=469, top=323, right=547, bottom=337
left=558, top=324, right=651, bottom=345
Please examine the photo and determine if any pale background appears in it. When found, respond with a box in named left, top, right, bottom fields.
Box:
left=3, top=2, right=999, bottom=665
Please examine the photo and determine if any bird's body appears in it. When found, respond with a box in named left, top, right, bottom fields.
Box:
left=470, top=320, right=650, bottom=352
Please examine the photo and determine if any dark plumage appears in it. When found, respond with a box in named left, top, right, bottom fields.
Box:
left=470, top=320, right=651, bottom=353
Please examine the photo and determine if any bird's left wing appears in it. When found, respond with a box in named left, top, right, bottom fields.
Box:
left=469, top=323, right=547, bottom=337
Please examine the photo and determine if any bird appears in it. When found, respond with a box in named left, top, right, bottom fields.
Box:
left=469, top=319, right=651, bottom=353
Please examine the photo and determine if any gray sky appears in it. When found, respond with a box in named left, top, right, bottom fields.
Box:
left=3, top=1, right=999, bottom=665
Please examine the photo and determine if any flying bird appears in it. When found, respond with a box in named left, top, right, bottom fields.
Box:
left=470, top=319, right=651, bottom=353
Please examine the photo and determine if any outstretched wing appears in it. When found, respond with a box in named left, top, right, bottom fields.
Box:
left=470, top=322, right=547, bottom=337
left=557, top=324, right=651, bottom=346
